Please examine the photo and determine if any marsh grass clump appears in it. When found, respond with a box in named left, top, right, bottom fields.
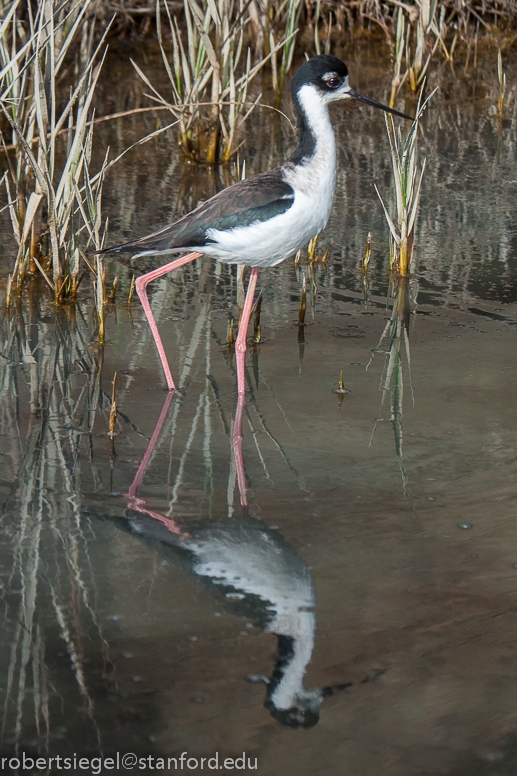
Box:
left=375, top=89, right=435, bottom=275
left=0, top=0, right=182, bottom=319
left=0, top=0, right=113, bottom=303
left=133, top=0, right=297, bottom=163
left=87, top=0, right=517, bottom=53
left=388, top=0, right=449, bottom=108
left=0, top=0, right=515, bottom=359
left=388, top=2, right=437, bottom=107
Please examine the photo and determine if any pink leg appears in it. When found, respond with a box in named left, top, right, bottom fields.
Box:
left=234, top=267, right=259, bottom=396
left=135, top=252, right=203, bottom=391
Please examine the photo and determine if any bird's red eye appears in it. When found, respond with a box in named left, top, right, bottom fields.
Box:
left=326, top=77, right=340, bottom=89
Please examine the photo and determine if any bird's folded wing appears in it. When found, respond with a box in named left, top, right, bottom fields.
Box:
left=102, top=169, right=295, bottom=254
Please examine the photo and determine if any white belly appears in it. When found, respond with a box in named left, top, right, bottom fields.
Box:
left=202, top=140, right=337, bottom=267
left=202, top=190, right=332, bottom=266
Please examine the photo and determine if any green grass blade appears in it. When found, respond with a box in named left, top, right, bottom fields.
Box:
left=374, top=184, right=401, bottom=245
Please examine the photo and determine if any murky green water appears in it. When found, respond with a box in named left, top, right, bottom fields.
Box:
left=1, top=43, right=517, bottom=775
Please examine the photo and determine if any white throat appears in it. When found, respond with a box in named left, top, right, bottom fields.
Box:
left=281, top=83, right=338, bottom=231
left=297, top=83, right=337, bottom=162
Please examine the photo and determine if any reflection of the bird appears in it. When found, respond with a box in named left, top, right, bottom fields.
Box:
left=107, top=391, right=347, bottom=729
left=370, top=276, right=416, bottom=489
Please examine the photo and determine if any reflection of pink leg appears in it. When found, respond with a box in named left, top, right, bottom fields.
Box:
left=129, top=502, right=186, bottom=537
left=128, top=391, right=174, bottom=499
left=135, top=252, right=203, bottom=391
left=126, top=392, right=189, bottom=538
left=231, top=392, right=248, bottom=512
left=234, top=267, right=259, bottom=396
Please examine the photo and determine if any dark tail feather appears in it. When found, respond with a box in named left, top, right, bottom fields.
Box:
left=95, top=228, right=188, bottom=256
left=95, top=238, right=145, bottom=255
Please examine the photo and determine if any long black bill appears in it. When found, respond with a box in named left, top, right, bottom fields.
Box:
left=348, top=88, right=414, bottom=121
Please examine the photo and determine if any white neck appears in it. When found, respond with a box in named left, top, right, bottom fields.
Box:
left=283, top=84, right=337, bottom=226
left=297, top=84, right=337, bottom=163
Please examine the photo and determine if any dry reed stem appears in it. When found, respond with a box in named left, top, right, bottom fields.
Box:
left=108, top=372, right=117, bottom=436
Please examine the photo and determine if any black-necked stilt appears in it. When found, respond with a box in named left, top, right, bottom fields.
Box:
left=100, top=55, right=412, bottom=394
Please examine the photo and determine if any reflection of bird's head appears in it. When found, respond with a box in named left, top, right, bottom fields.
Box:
left=264, top=634, right=322, bottom=729
left=264, top=687, right=322, bottom=729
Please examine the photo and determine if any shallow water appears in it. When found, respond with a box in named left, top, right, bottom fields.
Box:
left=1, top=43, right=517, bottom=775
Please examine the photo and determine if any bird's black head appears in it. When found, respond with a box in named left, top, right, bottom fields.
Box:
left=290, top=54, right=413, bottom=121
left=290, top=55, right=349, bottom=99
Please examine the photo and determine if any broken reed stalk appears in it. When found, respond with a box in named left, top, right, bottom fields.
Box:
left=252, top=291, right=262, bottom=343
left=108, top=372, right=118, bottom=436
left=95, top=253, right=107, bottom=344
left=307, top=234, right=318, bottom=262
left=5, top=273, right=13, bottom=308
left=361, top=232, right=372, bottom=272
left=128, top=275, right=136, bottom=305
left=298, top=274, right=307, bottom=326
left=110, top=275, right=119, bottom=302
left=332, top=369, right=350, bottom=402
left=497, top=49, right=506, bottom=116
left=228, top=318, right=235, bottom=347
